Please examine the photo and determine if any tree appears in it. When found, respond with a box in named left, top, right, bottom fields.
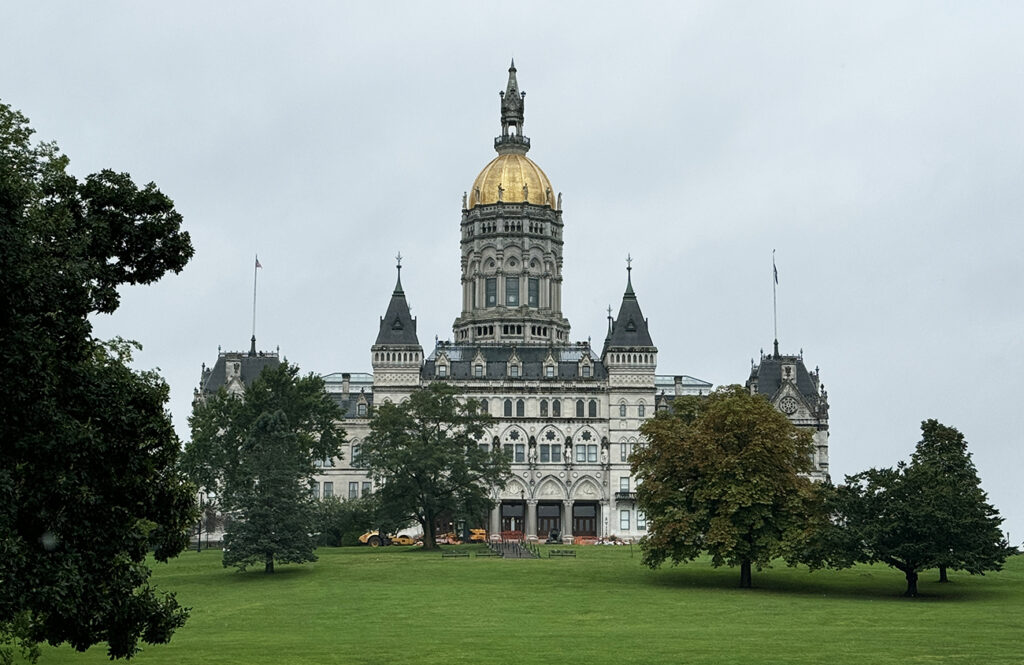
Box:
left=911, top=420, right=1010, bottom=582
left=313, top=495, right=399, bottom=547
left=360, top=384, right=510, bottom=550
left=833, top=421, right=1010, bottom=596
left=0, top=102, right=195, bottom=659
left=633, top=385, right=819, bottom=588
left=183, top=362, right=345, bottom=572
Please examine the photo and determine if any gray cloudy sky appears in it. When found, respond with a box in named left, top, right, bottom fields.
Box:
left=4, top=2, right=1022, bottom=541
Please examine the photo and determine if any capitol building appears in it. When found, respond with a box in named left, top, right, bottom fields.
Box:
left=199, top=63, right=830, bottom=542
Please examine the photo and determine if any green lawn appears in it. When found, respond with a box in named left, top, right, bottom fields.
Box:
left=35, top=546, right=1024, bottom=665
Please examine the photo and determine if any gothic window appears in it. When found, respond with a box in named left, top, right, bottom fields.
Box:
left=540, top=399, right=548, bottom=417
left=546, top=365, right=555, bottom=378
left=589, top=400, right=598, bottom=418
left=528, top=278, right=539, bottom=307
left=475, top=364, right=483, bottom=377
left=486, top=278, right=497, bottom=307
left=540, top=444, right=550, bottom=463
left=638, top=403, right=645, bottom=418
left=514, top=444, right=525, bottom=463
left=575, top=400, right=584, bottom=418
left=479, top=399, right=488, bottom=414
left=516, top=399, right=525, bottom=417
left=504, top=399, right=513, bottom=417
left=551, top=444, right=561, bottom=461
left=552, top=400, right=561, bottom=417
left=620, top=442, right=631, bottom=462
left=510, top=364, right=519, bottom=378
left=619, top=403, right=627, bottom=417
left=357, top=403, right=367, bottom=417
left=587, top=445, right=598, bottom=463
left=437, top=365, right=447, bottom=378
left=478, top=442, right=489, bottom=453
left=576, top=445, right=586, bottom=462
left=506, top=277, right=519, bottom=306
left=582, top=365, right=591, bottom=378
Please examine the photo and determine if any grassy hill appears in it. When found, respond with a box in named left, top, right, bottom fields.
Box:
left=36, top=546, right=1024, bottom=664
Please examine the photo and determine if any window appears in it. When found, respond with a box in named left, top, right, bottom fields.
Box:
left=311, top=482, right=320, bottom=499
left=348, top=482, right=358, bottom=499
left=582, top=365, right=591, bottom=378
left=638, top=404, right=645, bottom=418
left=514, top=444, right=525, bottom=463
left=552, top=400, right=561, bottom=417
left=357, top=403, right=367, bottom=417
left=504, top=399, right=512, bottom=417
left=540, top=444, right=550, bottom=463
left=475, top=364, right=483, bottom=377
left=540, top=399, right=548, bottom=417
left=362, top=481, right=371, bottom=497
left=479, top=399, right=488, bottom=414
left=575, top=400, right=584, bottom=418
left=510, top=364, right=519, bottom=378
left=528, top=278, right=539, bottom=307
left=437, top=364, right=447, bottom=377
left=620, top=510, right=630, bottom=530
left=485, top=278, right=497, bottom=307
left=506, top=276, right=519, bottom=306
left=619, top=403, right=627, bottom=417
left=637, top=511, right=647, bottom=530
left=545, top=365, right=555, bottom=378
left=620, top=442, right=631, bottom=462
left=323, top=482, right=334, bottom=498
left=589, top=400, right=598, bottom=418
left=551, top=444, right=561, bottom=461
left=478, top=442, right=490, bottom=453
left=352, top=444, right=362, bottom=467
left=576, top=445, right=586, bottom=462
left=516, top=399, right=525, bottom=417
left=587, top=445, right=598, bottom=463
left=619, top=477, right=630, bottom=492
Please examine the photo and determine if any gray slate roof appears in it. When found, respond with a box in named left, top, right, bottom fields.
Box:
left=375, top=272, right=419, bottom=346
left=199, top=350, right=281, bottom=394
left=603, top=271, right=654, bottom=350
left=423, top=343, right=605, bottom=381
left=747, top=352, right=822, bottom=408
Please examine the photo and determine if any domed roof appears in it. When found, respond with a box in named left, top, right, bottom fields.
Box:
left=468, top=152, right=555, bottom=210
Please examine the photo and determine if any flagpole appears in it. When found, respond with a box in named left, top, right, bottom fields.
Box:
left=772, top=249, right=778, bottom=357
left=252, top=255, right=259, bottom=341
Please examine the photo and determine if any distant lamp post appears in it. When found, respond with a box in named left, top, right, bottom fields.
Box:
left=196, top=491, right=207, bottom=553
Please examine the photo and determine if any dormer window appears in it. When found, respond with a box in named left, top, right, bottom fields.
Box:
left=510, top=365, right=519, bottom=378
left=437, top=364, right=447, bottom=378
left=582, top=365, right=591, bottom=378
left=357, top=403, right=367, bottom=417
left=475, top=364, right=484, bottom=378
left=545, top=365, right=555, bottom=378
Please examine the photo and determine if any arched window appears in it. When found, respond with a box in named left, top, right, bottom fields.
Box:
left=504, top=399, right=513, bottom=417
left=589, top=400, right=598, bottom=418
left=619, top=403, right=627, bottom=417
left=516, top=399, right=525, bottom=417
left=576, top=400, right=584, bottom=418
left=540, top=399, right=548, bottom=417
left=552, top=400, right=561, bottom=417
left=479, top=398, right=488, bottom=414
left=637, top=403, right=645, bottom=418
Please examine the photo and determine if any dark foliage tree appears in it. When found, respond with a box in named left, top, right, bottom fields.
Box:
left=834, top=420, right=1010, bottom=596
left=313, top=495, right=398, bottom=547
left=361, top=384, right=510, bottom=549
left=633, top=386, right=819, bottom=588
left=0, top=102, right=195, bottom=660
left=183, top=362, right=345, bottom=572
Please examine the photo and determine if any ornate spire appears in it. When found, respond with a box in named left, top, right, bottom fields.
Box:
left=394, top=251, right=404, bottom=294
left=625, top=254, right=634, bottom=296
left=496, top=59, right=529, bottom=155
left=376, top=253, right=418, bottom=347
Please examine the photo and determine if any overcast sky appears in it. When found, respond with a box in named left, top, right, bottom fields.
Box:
left=4, top=2, right=1022, bottom=542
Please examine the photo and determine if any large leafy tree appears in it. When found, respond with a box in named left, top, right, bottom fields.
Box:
left=361, top=384, right=510, bottom=549
left=0, top=102, right=195, bottom=659
left=633, top=385, right=819, bottom=588
left=833, top=420, right=1010, bottom=596
left=183, top=362, right=345, bottom=572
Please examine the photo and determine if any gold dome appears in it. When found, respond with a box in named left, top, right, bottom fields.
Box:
left=468, top=153, right=555, bottom=210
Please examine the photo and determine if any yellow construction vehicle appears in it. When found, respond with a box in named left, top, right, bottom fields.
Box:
left=358, top=531, right=419, bottom=547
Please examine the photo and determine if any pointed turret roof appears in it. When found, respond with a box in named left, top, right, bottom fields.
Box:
left=605, top=260, right=654, bottom=348
left=375, top=256, right=419, bottom=346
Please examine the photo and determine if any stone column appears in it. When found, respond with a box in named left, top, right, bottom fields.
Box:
left=599, top=499, right=609, bottom=539
left=489, top=503, right=501, bottom=539
left=562, top=499, right=574, bottom=544
left=526, top=499, right=538, bottom=542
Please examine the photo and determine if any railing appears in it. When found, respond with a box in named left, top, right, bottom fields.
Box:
left=614, top=491, right=637, bottom=501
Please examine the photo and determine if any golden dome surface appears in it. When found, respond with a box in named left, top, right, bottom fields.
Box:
left=468, top=152, right=555, bottom=210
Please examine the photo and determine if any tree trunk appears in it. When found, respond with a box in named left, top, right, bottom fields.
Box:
left=739, top=559, right=752, bottom=588
left=265, top=554, right=274, bottom=574
left=421, top=516, right=437, bottom=550
left=903, top=568, right=918, bottom=597
left=938, top=566, right=949, bottom=583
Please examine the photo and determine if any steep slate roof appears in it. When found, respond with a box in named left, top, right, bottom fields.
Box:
left=604, top=269, right=654, bottom=349
left=422, top=344, right=606, bottom=381
left=374, top=269, right=419, bottom=346
left=199, top=348, right=281, bottom=394
left=747, top=352, right=822, bottom=409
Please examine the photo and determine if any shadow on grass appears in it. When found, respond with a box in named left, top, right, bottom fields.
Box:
left=645, top=563, right=1006, bottom=602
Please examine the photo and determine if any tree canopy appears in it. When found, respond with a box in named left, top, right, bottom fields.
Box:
left=183, top=362, right=345, bottom=572
left=633, top=385, right=819, bottom=587
left=0, top=102, right=195, bottom=660
left=832, top=420, right=1010, bottom=596
left=360, top=384, right=510, bottom=549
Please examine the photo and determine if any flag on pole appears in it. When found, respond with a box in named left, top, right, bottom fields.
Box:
left=255, top=256, right=262, bottom=269
left=772, top=251, right=778, bottom=284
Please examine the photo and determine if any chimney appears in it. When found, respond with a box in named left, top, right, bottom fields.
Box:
left=674, top=375, right=683, bottom=396
left=342, top=373, right=351, bottom=395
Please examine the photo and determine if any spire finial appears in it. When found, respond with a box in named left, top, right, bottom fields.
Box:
left=510, top=57, right=516, bottom=71
left=496, top=61, right=528, bottom=154
left=394, top=252, right=404, bottom=294
left=249, top=334, right=257, bottom=357
left=625, top=254, right=634, bottom=295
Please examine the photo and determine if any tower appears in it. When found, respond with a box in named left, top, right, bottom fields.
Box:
left=370, top=256, right=424, bottom=404
left=453, top=60, right=569, bottom=345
